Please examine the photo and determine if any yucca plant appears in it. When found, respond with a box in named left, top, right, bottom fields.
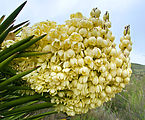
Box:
left=0, top=1, right=56, bottom=119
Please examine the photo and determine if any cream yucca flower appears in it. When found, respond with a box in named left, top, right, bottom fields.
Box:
left=2, top=8, right=132, bottom=116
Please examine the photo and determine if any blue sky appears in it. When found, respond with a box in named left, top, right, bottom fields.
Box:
left=0, top=0, right=145, bottom=65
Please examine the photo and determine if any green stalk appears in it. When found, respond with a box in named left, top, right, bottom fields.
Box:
left=1, top=101, right=39, bottom=120
left=0, top=35, right=34, bottom=57
left=4, top=92, right=27, bottom=97
left=12, top=20, right=29, bottom=31
left=0, top=25, right=14, bottom=44
left=14, top=22, right=30, bottom=34
left=0, top=70, right=15, bottom=76
left=17, top=51, right=50, bottom=57
left=7, top=113, right=25, bottom=120
left=0, top=34, right=47, bottom=62
left=23, top=111, right=57, bottom=120
left=0, top=1, right=27, bottom=34
left=6, top=86, right=32, bottom=91
left=0, top=66, right=39, bottom=90
left=0, top=95, right=42, bottom=110
left=13, top=26, right=23, bottom=34
left=0, top=90, right=14, bottom=98
left=3, top=66, right=16, bottom=75
left=0, top=96, right=20, bottom=102
left=2, top=102, right=54, bottom=117
left=0, top=53, right=18, bottom=70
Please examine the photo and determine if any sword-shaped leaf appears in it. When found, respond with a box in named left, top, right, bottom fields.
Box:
left=0, top=53, right=18, bottom=70
left=2, top=102, right=54, bottom=117
left=0, top=66, right=40, bottom=90
left=0, top=95, right=42, bottom=110
left=14, top=22, right=30, bottom=35
left=6, top=113, right=25, bottom=120
left=0, top=34, right=46, bottom=62
left=17, top=51, right=50, bottom=57
left=12, top=20, right=29, bottom=31
left=0, top=1, right=27, bottom=34
left=0, top=25, right=13, bottom=44
left=3, top=66, right=17, bottom=75
left=0, top=35, right=34, bottom=57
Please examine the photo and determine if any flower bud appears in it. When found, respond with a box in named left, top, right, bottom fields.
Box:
left=120, top=83, right=125, bottom=88
left=124, top=49, right=130, bottom=56
left=115, top=77, right=122, bottom=83
left=99, top=76, right=105, bottom=83
left=79, top=66, right=90, bottom=75
left=88, top=37, right=97, bottom=46
left=84, top=56, right=93, bottom=64
left=100, top=91, right=106, bottom=98
left=106, top=74, right=112, bottom=81
left=105, top=86, right=112, bottom=93
left=70, top=58, right=78, bottom=66
left=116, top=68, right=122, bottom=76
left=78, top=58, right=85, bottom=66
left=122, top=39, right=129, bottom=46
left=122, top=69, right=129, bottom=78
left=115, top=58, right=123, bottom=67
left=110, top=48, right=117, bottom=57
left=124, top=77, right=130, bottom=84
left=90, top=8, right=101, bottom=18
left=79, top=76, right=88, bottom=83
left=127, top=44, right=132, bottom=51
left=79, top=28, right=87, bottom=37
left=97, top=37, right=103, bottom=45
left=92, top=76, right=99, bottom=85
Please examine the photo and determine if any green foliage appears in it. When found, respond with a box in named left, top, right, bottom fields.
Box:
left=106, top=75, right=145, bottom=120
left=0, top=1, right=26, bottom=34
left=0, top=1, right=56, bottom=120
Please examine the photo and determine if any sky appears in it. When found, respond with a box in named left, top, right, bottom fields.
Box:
left=0, top=0, right=145, bottom=65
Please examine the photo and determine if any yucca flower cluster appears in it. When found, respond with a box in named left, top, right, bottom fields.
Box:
left=2, top=8, right=132, bottom=116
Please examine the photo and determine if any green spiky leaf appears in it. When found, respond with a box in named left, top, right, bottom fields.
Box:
left=17, top=51, right=50, bottom=57
left=2, top=102, right=54, bottom=117
left=0, top=53, right=18, bottom=70
left=0, top=95, right=42, bottom=111
left=12, top=20, right=29, bottom=31
left=3, top=66, right=16, bottom=75
left=0, top=25, right=13, bottom=44
left=0, top=66, right=40, bottom=90
left=0, top=34, right=46, bottom=62
left=14, top=22, right=30, bottom=34
left=0, top=1, right=27, bottom=34
left=0, top=35, right=34, bottom=57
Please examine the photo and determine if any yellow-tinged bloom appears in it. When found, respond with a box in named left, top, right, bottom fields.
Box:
left=88, top=37, right=97, bottom=46
left=4, top=7, right=132, bottom=116
left=122, top=69, right=129, bottom=78
left=79, top=66, right=90, bottom=75
left=92, top=76, right=99, bottom=85
left=79, top=28, right=87, bottom=37
left=105, top=86, right=112, bottom=93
